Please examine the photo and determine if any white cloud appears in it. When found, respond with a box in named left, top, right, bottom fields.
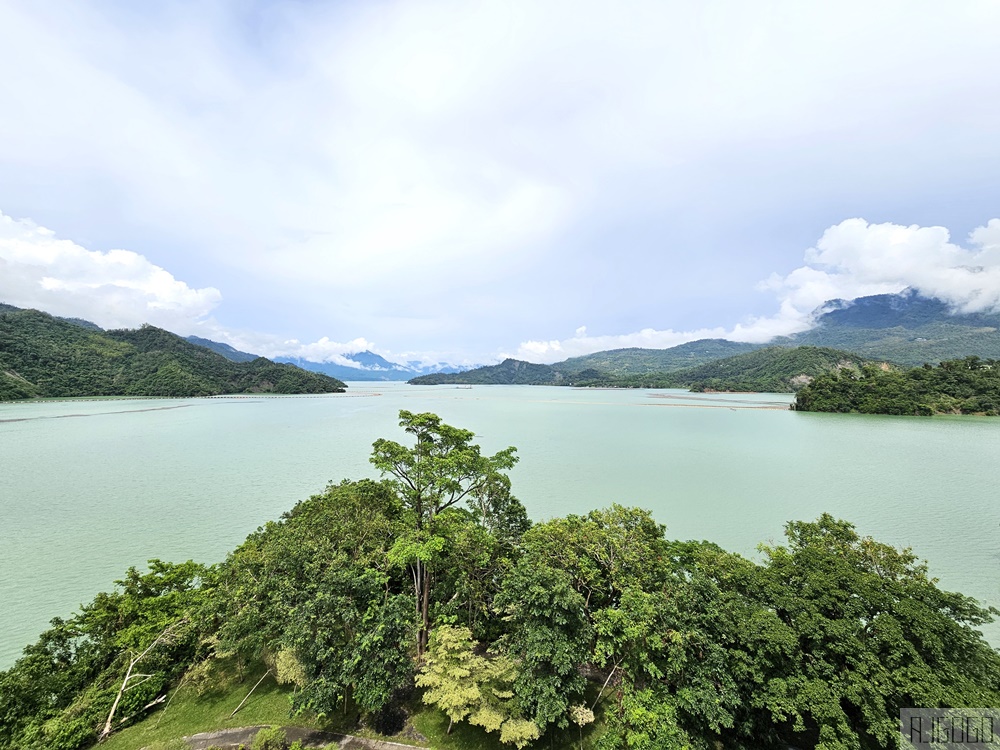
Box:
left=226, top=333, right=378, bottom=366
left=3, top=0, right=1000, bottom=357
left=0, top=211, right=221, bottom=331
left=513, top=217, right=1000, bottom=364
left=767, top=217, right=1000, bottom=316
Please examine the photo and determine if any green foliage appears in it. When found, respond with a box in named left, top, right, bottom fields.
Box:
left=250, top=725, right=286, bottom=750
left=0, top=561, right=208, bottom=749
left=0, top=308, right=345, bottom=400
left=371, top=410, right=521, bottom=654
left=212, top=480, right=414, bottom=718
left=794, top=356, right=1000, bottom=415
left=678, top=346, right=868, bottom=392
left=494, top=561, right=591, bottom=732
left=417, top=625, right=541, bottom=747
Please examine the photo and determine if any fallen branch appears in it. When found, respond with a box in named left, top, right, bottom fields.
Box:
left=116, top=694, right=167, bottom=730
left=98, top=618, right=188, bottom=743
left=155, top=666, right=192, bottom=728
left=230, top=669, right=271, bottom=718
left=591, top=660, right=621, bottom=711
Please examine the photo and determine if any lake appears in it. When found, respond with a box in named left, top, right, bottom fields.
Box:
left=2, top=383, right=999, bottom=668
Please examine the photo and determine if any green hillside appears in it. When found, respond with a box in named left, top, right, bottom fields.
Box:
left=408, top=340, right=763, bottom=386
left=0, top=308, right=346, bottom=400
left=551, top=339, right=760, bottom=376
left=780, top=322, right=1000, bottom=365
left=414, top=347, right=871, bottom=393
left=567, top=346, right=871, bottom=392
left=674, top=345, right=871, bottom=392
left=184, top=335, right=259, bottom=363
left=779, top=293, right=1000, bottom=365
left=410, top=358, right=563, bottom=385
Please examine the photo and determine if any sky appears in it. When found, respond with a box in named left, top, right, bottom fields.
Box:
left=1, top=0, right=999, bottom=367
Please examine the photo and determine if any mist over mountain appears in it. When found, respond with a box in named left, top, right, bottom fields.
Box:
left=276, top=352, right=467, bottom=381
left=779, top=290, right=1000, bottom=365
left=184, top=336, right=259, bottom=363
left=412, top=291, right=1000, bottom=388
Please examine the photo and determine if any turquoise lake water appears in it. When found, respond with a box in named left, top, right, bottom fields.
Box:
left=2, top=383, right=998, bottom=667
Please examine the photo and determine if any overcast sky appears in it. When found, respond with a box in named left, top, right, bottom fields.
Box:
left=2, top=0, right=999, bottom=365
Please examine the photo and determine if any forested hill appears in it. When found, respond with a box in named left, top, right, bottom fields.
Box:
left=183, top=335, right=259, bottom=362
left=411, top=346, right=872, bottom=392
left=673, top=345, right=869, bottom=392
left=794, top=356, right=1000, bottom=415
left=410, top=358, right=565, bottom=385
left=0, top=307, right=346, bottom=400
left=779, top=291, right=1000, bottom=365
left=408, top=339, right=764, bottom=386
left=552, top=339, right=761, bottom=376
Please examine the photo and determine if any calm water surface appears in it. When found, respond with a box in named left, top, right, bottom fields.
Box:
left=2, top=383, right=999, bottom=667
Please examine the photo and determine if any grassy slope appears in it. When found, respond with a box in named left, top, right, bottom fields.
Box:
left=102, top=670, right=313, bottom=750
left=104, top=660, right=607, bottom=750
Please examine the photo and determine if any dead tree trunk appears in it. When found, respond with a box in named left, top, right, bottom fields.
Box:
left=98, top=618, right=188, bottom=742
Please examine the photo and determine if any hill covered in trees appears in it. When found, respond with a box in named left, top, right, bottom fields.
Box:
left=414, top=292, right=1000, bottom=391
left=794, top=356, right=1000, bottom=415
left=0, top=307, right=346, bottom=400
left=412, top=346, right=873, bottom=393
left=550, top=339, right=761, bottom=376
left=410, top=358, right=568, bottom=385
left=2, top=411, right=997, bottom=750
left=575, top=346, right=871, bottom=391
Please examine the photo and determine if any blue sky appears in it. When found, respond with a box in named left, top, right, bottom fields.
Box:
left=1, top=0, right=999, bottom=366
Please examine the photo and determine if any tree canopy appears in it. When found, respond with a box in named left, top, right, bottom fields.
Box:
left=794, top=356, right=1000, bottom=415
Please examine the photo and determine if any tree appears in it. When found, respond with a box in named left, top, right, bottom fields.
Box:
left=214, top=480, right=413, bottom=719
left=416, top=625, right=539, bottom=747
left=371, top=411, right=518, bottom=654
left=494, top=561, right=592, bottom=732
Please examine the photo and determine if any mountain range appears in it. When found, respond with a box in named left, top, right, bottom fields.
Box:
left=410, top=291, right=1000, bottom=390
left=273, top=352, right=464, bottom=381
left=7, top=289, right=1000, bottom=398
left=0, top=306, right=346, bottom=400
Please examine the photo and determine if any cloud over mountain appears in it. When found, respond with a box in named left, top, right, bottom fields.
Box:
left=514, top=218, right=1000, bottom=363
left=0, top=211, right=221, bottom=332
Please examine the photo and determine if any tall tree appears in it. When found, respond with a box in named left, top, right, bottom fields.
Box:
left=371, top=410, right=518, bottom=654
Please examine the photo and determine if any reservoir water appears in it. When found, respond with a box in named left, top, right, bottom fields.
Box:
left=2, top=383, right=999, bottom=668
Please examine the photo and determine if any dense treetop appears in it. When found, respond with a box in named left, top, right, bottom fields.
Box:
left=0, top=307, right=346, bottom=400
left=2, top=411, right=998, bottom=750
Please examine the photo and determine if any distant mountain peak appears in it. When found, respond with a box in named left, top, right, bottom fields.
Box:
left=810, top=290, right=996, bottom=331
left=276, top=351, right=469, bottom=381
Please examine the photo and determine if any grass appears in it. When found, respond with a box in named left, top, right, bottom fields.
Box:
left=100, top=659, right=609, bottom=750
left=101, top=664, right=317, bottom=750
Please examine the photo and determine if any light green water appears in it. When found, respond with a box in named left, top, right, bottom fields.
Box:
left=2, top=383, right=999, bottom=668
